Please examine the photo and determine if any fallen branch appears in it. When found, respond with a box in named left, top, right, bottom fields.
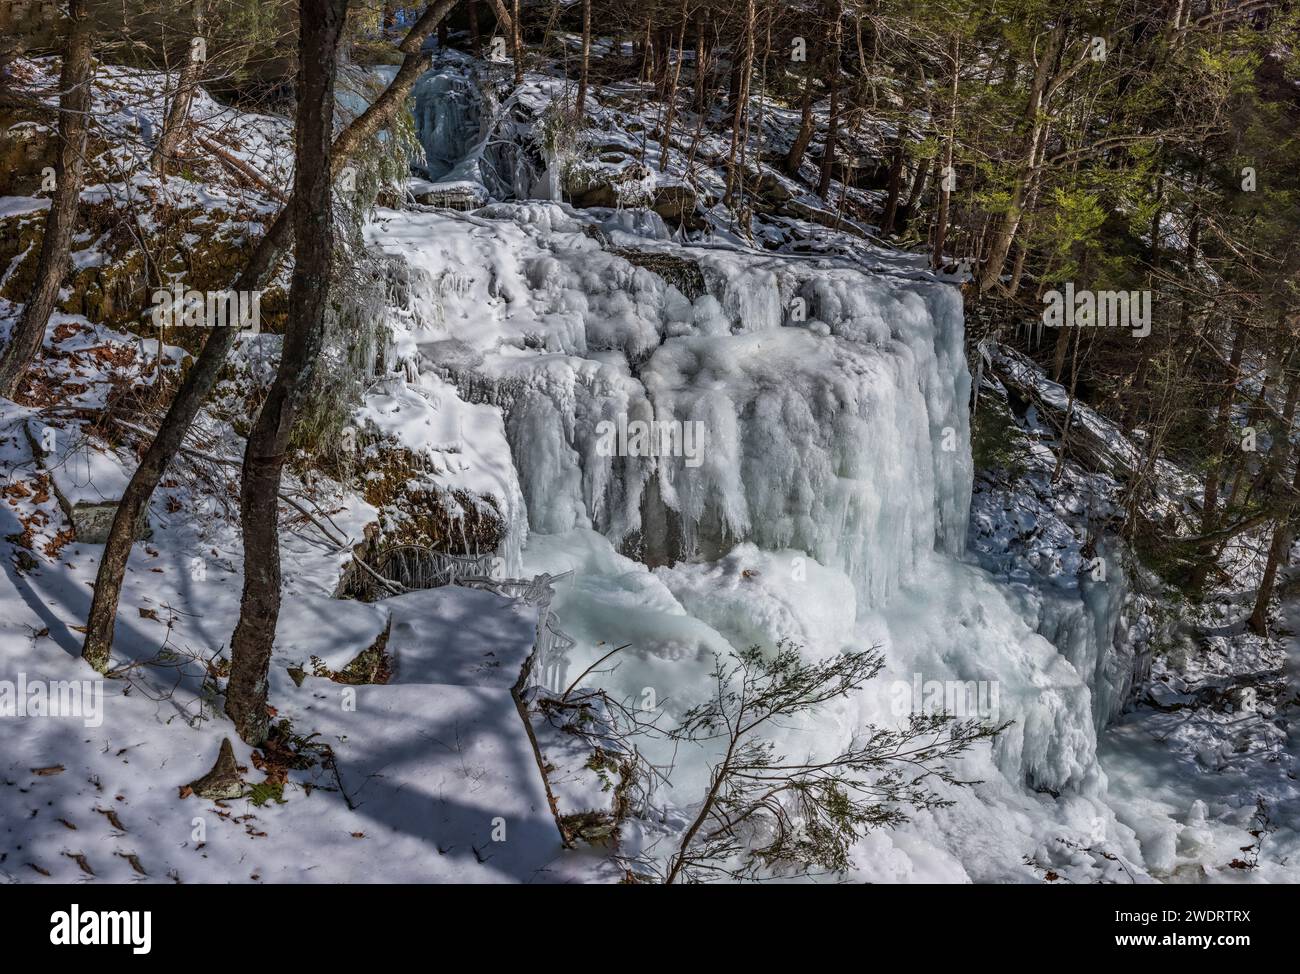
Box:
left=561, top=643, right=631, bottom=701
left=194, top=135, right=288, bottom=202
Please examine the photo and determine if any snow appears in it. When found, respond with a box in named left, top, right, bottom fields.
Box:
left=4, top=48, right=1297, bottom=887
left=369, top=200, right=970, bottom=610
left=382, top=586, right=538, bottom=687
left=354, top=367, right=529, bottom=571
left=37, top=422, right=135, bottom=508
left=0, top=196, right=51, bottom=218
left=0, top=519, right=582, bottom=882
left=657, top=543, right=859, bottom=655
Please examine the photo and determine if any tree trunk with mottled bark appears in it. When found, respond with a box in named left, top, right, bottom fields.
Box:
left=0, top=0, right=94, bottom=399
left=152, top=0, right=207, bottom=173
left=224, top=0, right=346, bottom=745
left=81, top=0, right=460, bottom=672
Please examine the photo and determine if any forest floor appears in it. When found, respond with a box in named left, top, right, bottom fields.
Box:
left=2, top=44, right=1298, bottom=884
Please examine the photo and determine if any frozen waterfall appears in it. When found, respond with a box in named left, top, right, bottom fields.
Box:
left=371, top=204, right=972, bottom=610
left=357, top=75, right=1147, bottom=880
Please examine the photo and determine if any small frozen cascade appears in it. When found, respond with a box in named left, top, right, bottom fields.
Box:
left=409, top=55, right=563, bottom=205
left=411, top=67, right=487, bottom=185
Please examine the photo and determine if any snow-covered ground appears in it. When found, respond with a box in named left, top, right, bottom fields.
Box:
left=2, top=48, right=1296, bottom=885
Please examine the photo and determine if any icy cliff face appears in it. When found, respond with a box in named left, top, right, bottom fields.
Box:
left=410, top=59, right=562, bottom=203
left=411, top=68, right=488, bottom=185
left=370, top=204, right=971, bottom=609
left=969, top=461, right=1140, bottom=736
left=1026, top=557, right=1135, bottom=732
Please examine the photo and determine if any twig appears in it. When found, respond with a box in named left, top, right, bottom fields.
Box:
left=561, top=643, right=631, bottom=701
left=194, top=134, right=288, bottom=201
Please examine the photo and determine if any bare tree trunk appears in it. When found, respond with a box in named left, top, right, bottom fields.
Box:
left=81, top=0, right=460, bottom=672
left=1006, top=229, right=1031, bottom=295
left=903, top=155, right=928, bottom=211
left=1259, top=343, right=1300, bottom=489
left=1250, top=454, right=1300, bottom=636
left=224, top=0, right=346, bottom=746
left=575, top=0, right=591, bottom=117
left=975, top=23, right=1064, bottom=293
left=897, top=155, right=928, bottom=232
left=692, top=11, right=710, bottom=114
left=152, top=0, right=207, bottom=173
left=930, top=34, right=959, bottom=270
left=1223, top=335, right=1282, bottom=512
left=1243, top=342, right=1300, bottom=633
left=658, top=0, right=689, bottom=171
left=638, top=15, right=653, bottom=84
left=879, top=132, right=905, bottom=235
left=726, top=30, right=742, bottom=113
left=653, top=25, right=672, bottom=95
left=485, top=0, right=524, bottom=84
left=784, top=61, right=816, bottom=177
left=1052, top=320, right=1071, bottom=382
left=816, top=0, right=842, bottom=199
left=1190, top=318, right=1248, bottom=592
left=724, top=0, right=755, bottom=207
left=468, top=0, right=481, bottom=55
left=512, top=0, right=524, bottom=83
left=0, top=0, right=93, bottom=399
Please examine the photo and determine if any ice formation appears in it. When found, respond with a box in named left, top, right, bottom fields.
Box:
left=410, top=56, right=564, bottom=203
left=362, top=194, right=1148, bottom=876
left=352, top=72, right=1147, bottom=879
left=369, top=204, right=972, bottom=607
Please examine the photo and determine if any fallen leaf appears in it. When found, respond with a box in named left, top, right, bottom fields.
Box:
left=116, top=852, right=147, bottom=876
left=96, top=807, right=126, bottom=832
left=64, top=852, right=94, bottom=876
